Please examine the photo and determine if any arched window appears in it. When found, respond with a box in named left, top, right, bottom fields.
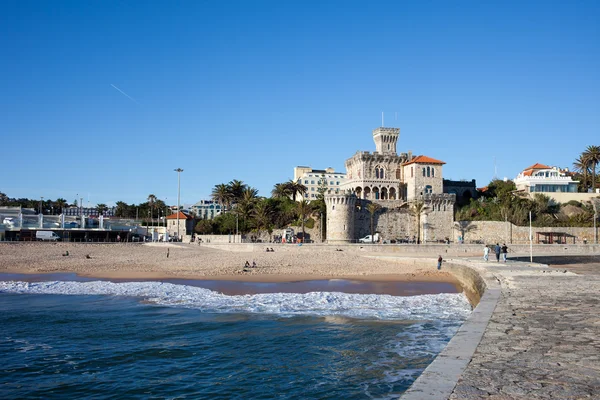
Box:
left=425, top=185, right=433, bottom=194
left=422, top=168, right=426, bottom=177
left=427, top=166, right=431, bottom=177
left=432, top=168, right=435, bottom=177
left=411, top=167, right=413, bottom=177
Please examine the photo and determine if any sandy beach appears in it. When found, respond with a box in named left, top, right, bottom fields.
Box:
left=0, top=242, right=457, bottom=286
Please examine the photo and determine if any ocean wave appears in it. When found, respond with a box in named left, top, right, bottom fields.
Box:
left=0, top=280, right=472, bottom=320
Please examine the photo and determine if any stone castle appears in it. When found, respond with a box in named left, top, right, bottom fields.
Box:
left=326, top=127, right=456, bottom=243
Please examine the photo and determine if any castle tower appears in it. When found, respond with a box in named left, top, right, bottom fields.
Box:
left=325, top=193, right=356, bottom=243
left=373, top=127, right=400, bottom=155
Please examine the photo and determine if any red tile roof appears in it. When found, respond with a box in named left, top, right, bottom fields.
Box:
left=524, top=163, right=551, bottom=170
left=403, top=155, right=446, bottom=166
left=166, top=211, right=192, bottom=220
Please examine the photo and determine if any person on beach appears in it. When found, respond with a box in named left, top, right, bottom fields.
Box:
left=437, top=255, right=442, bottom=270
left=483, top=245, right=489, bottom=262
left=501, top=244, right=508, bottom=262
left=252, top=261, right=257, bottom=268
left=244, top=261, right=250, bottom=268
left=494, top=243, right=501, bottom=262
left=117, top=234, right=120, bottom=243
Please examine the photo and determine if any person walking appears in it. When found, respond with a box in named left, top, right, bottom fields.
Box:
left=483, top=245, right=489, bottom=262
left=501, top=243, right=508, bottom=262
left=494, top=243, right=501, bottom=262
left=437, top=255, right=443, bottom=270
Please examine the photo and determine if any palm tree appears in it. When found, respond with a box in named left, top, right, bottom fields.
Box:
left=573, top=156, right=590, bottom=192
left=212, top=184, right=232, bottom=212
left=296, top=200, right=313, bottom=242
left=228, top=180, right=247, bottom=205
left=147, top=194, right=157, bottom=221
left=96, top=203, right=108, bottom=216
left=253, top=200, right=274, bottom=240
left=583, top=145, right=600, bottom=191
left=272, top=183, right=292, bottom=199
left=55, top=198, right=68, bottom=214
left=366, top=202, right=382, bottom=243
left=410, top=201, right=428, bottom=244
left=287, top=180, right=308, bottom=202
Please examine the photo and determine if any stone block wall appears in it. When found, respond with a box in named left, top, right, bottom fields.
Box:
left=454, top=220, right=599, bottom=244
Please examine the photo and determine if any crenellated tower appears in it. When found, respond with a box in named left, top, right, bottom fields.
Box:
left=325, top=193, right=356, bottom=243
left=373, top=127, right=400, bottom=155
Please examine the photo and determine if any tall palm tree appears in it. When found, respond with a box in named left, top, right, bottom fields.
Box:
left=296, top=200, right=313, bottom=242
left=272, top=183, right=292, bottom=199
left=253, top=200, right=274, bottom=240
left=583, top=145, right=600, bottom=190
left=410, top=201, right=428, bottom=244
left=212, top=184, right=232, bottom=212
left=228, top=180, right=247, bottom=205
left=147, top=194, right=157, bottom=220
left=287, top=180, right=308, bottom=202
left=366, top=202, right=382, bottom=243
left=96, top=203, right=108, bottom=216
left=55, top=198, right=68, bottom=214
left=573, top=156, right=590, bottom=191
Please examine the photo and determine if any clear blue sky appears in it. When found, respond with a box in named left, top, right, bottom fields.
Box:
left=2, top=1, right=599, bottom=207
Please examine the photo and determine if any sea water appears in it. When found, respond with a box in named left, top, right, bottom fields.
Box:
left=0, top=279, right=471, bottom=399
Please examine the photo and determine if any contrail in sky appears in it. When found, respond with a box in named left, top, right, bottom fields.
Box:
left=110, top=84, right=139, bottom=104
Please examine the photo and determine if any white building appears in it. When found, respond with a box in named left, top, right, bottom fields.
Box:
left=293, top=166, right=347, bottom=201
left=190, top=200, right=222, bottom=220
left=514, top=163, right=579, bottom=194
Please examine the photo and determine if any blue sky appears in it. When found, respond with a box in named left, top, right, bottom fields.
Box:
left=2, top=1, right=599, bottom=207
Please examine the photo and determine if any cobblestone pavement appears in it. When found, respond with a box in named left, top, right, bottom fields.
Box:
left=449, top=256, right=600, bottom=399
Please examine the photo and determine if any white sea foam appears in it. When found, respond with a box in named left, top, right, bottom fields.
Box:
left=0, top=280, right=472, bottom=320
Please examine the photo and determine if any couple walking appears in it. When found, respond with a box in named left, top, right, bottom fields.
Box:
left=483, top=243, right=508, bottom=262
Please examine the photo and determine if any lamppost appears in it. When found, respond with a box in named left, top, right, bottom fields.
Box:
left=40, top=196, right=44, bottom=215
left=174, top=168, right=183, bottom=241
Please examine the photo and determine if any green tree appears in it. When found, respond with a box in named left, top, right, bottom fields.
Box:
left=212, top=184, right=232, bottom=212
left=271, top=183, right=292, bottom=199
left=55, top=198, right=68, bottom=213
left=195, top=219, right=213, bottom=234
left=253, top=199, right=274, bottom=240
left=147, top=194, right=157, bottom=220
left=296, top=200, right=313, bottom=242
left=96, top=203, right=108, bottom=216
left=583, top=145, right=600, bottom=190
left=366, top=202, right=382, bottom=243
left=410, top=201, right=428, bottom=244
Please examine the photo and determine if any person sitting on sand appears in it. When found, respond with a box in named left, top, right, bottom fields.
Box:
left=266, top=248, right=271, bottom=252
left=269, top=248, right=274, bottom=252
left=252, top=261, right=257, bottom=268
left=244, top=261, right=250, bottom=268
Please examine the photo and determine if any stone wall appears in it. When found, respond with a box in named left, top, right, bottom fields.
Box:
left=454, top=220, right=599, bottom=245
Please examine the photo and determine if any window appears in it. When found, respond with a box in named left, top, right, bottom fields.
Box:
left=425, top=185, right=433, bottom=194
left=432, top=168, right=435, bottom=177
left=330, top=181, right=334, bottom=185
left=427, top=166, right=430, bottom=177
left=411, top=167, right=413, bottom=178
left=304, top=180, right=308, bottom=184
left=336, top=181, right=340, bottom=185
left=311, top=180, right=314, bottom=184
left=422, top=168, right=426, bottom=177
left=311, top=194, right=315, bottom=198
left=311, top=187, right=315, bottom=191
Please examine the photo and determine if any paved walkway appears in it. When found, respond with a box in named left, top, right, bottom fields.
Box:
left=449, top=256, right=600, bottom=399
left=402, top=254, right=600, bottom=399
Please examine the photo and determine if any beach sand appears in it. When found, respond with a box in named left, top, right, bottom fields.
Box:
left=0, top=242, right=458, bottom=287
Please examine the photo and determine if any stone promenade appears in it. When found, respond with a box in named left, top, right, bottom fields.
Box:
left=450, top=255, right=600, bottom=399
left=402, top=254, right=600, bottom=399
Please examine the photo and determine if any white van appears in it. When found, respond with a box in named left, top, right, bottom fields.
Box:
left=358, top=233, right=380, bottom=243
left=36, top=231, right=61, bottom=241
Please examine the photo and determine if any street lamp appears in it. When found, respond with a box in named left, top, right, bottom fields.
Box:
left=174, top=168, right=183, bottom=241
left=40, top=196, right=44, bottom=215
